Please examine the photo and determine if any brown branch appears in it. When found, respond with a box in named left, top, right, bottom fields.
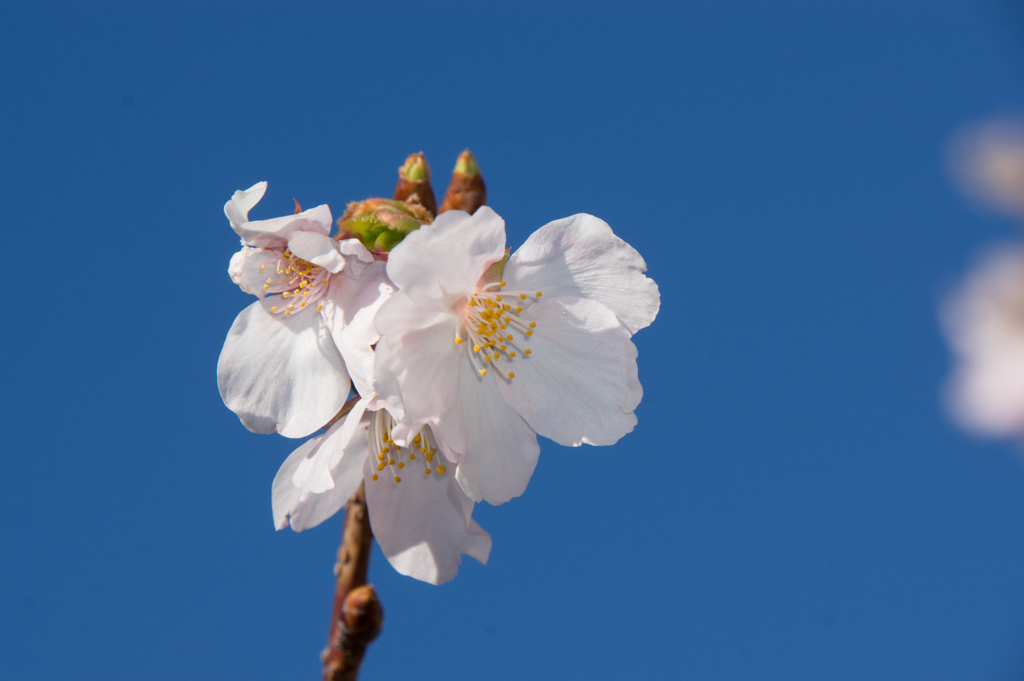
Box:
left=321, top=482, right=382, bottom=681
left=439, top=149, right=487, bottom=214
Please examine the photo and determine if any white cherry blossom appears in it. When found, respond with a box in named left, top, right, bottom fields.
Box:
left=272, top=398, right=491, bottom=585
left=943, top=246, right=1024, bottom=437
left=372, top=207, right=659, bottom=505
left=217, top=182, right=380, bottom=438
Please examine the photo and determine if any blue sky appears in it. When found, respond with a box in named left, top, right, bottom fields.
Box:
left=3, top=1, right=1024, bottom=679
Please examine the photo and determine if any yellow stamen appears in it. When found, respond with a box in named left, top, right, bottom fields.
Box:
left=480, top=369, right=487, bottom=376
left=436, top=465, right=446, bottom=474
left=536, top=291, right=542, bottom=297
left=524, top=349, right=532, bottom=355
left=508, top=372, right=515, bottom=379
left=371, top=474, right=378, bottom=481
left=455, top=337, right=463, bottom=345
left=529, top=322, right=536, bottom=328
left=424, top=469, right=432, bottom=475
left=394, top=476, right=401, bottom=483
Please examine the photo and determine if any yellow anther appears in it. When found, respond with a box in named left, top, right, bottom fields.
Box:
left=480, top=369, right=487, bottom=376
left=371, top=474, right=378, bottom=481
left=536, top=291, right=542, bottom=297
left=503, top=304, right=511, bottom=311
left=377, top=462, right=386, bottom=471
left=474, top=344, right=481, bottom=352
left=377, top=454, right=385, bottom=461
left=289, top=305, right=295, bottom=310
left=394, top=476, right=401, bottom=483
left=526, top=330, right=533, bottom=336
left=507, top=335, right=513, bottom=341
left=493, top=352, right=499, bottom=359
left=388, top=459, right=395, bottom=465
left=397, top=462, right=405, bottom=469
left=484, top=356, right=492, bottom=363
left=261, top=264, right=266, bottom=270
left=510, top=351, right=516, bottom=357
left=300, top=301, right=305, bottom=307
left=409, top=453, right=416, bottom=460
left=263, top=284, right=269, bottom=290
left=284, top=311, right=291, bottom=315
left=496, top=296, right=502, bottom=301
left=529, top=322, right=536, bottom=328
left=455, top=337, right=463, bottom=345
left=413, top=435, right=421, bottom=442
left=500, top=345, right=507, bottom=350
left=271, top=306, right=278, bottom=311
left=424, top=468, right=432, bottom=474
left=317, top=304, right=323, bottom=310
left=469, top=299, right=477, bottom=306
left=524, top=349, right=532, bottom=355
left=520, top=294, right=526, bottom=300
left=436, top=465, right=446, bottom=474
left=381, top=447, right=389, bottom=454
left=499, top=281, right=506, bottom=287
left=516, top=307, right=522, bottom=313
left=508, top=372, right=515, bottom=379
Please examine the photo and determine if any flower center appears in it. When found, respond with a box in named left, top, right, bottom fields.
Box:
left=262, top=249, right=331, bottom=315
left=369, top=410, right=449, bottom=484
left=454, top=281, right=541, bottom=380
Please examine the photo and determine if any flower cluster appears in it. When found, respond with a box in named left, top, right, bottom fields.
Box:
left=218, top=180, right=659, bottom=584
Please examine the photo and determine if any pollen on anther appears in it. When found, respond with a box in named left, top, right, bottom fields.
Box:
left=397, top=462, right=405, bottom=469
left=515, top=307, right=522, bottom=313
left=499, top=281, right=506, bottom=287
left=508, top=372, right=515, bottom=379
left=479, top=369, right=487, bottom=376
left=371, top=474, right=378, bottom=481
left=394, top=476, right=401, bottom=483
left=536, top=292, right=542, bottom=297
left=377, top=462, right=386, bottom=471
left=529, top=322, right=536, bottom=328
left=424, top=469, right=432, bottom=475
left=271, top=306, right=278, bottom=311
left=261, top=264, right=266, bottom=270
left=409, top=453, right=415, bottom=460
left=524, top=349, right=532, bottom=355
left=506, top=334, right=513, bottom=341
left=436, top=465, right=446, bottom=474
left=263, top=284, right=269, bottom=290
left=510, top=351, right=516, bottom=357
left=455, top=338, right=463, bottom=345
left=526, top=330, right=533, bottom=336
left=317, top=304, right=323, bottom=310
left=473, top=344, right=481, bottom=352
left=381, top=447, right=389, bottom=453
left=388, top=459, right=395, bottom=465
left=493, top=352, right=499, bottom=359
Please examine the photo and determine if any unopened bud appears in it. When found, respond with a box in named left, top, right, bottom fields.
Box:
left=336, top=198, right=433, bottom=253
left=393, top=152, right=437, bottom=216
left=439, top=149, right=487, bottom=214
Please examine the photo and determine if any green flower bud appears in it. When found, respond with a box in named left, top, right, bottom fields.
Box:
left=336, top=198, right=433, bottom=253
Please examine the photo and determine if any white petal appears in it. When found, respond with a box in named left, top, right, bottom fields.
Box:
left=272, top=417, right=370, bottom=532
left=372, top=293, right=463, bottom=423
left=225, top=181, right=267, bottom=228
left=228, top=247, right=283, bottom=298
left=287, top=231, right=346, bottom=273
left=363, top=445, right=492, bottom=585
left=292, top=400, right=370, bottom=497
left=217, top=298, right=350, bottom=438
left=233, top=204, right=333, bottom=248
left=496, top=297, right=637, bottom=447
left=322, top=261, right=394, bottom=397
left=338, top=239, right=375, bottom=279
left=504, top=214, right=660, bottom=334
left=386, top=206, right=506, bottom=311
left=435, top=360, right=540, bottom=505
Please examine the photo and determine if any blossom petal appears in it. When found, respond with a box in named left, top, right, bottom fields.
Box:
left=338, top=239, right=374, bottom=279
left=496, top=297, right=637, bottom=447
left=435, top=362, right=540, bottom=505
left=287, top=231, right=346, bottom=273
left=363, top=447, right=491, bottom=585
left=217, top=298, right=350, bottom=438
left=233, top=204, right=333, bottom=248
left=503, top=213, right=660, bottom=334
left=272, top=417, right=370, bottom=531
left=372, top=293, right=463, bottom=423
left=292, top=400, right=370, bottom=497
left=322, top=262, right=394, bottom=398
left=225, top=181, right=267, bottom=229
left=386, top=206, right=506, bottom=311
left=228, top=247, right=282, bottom=298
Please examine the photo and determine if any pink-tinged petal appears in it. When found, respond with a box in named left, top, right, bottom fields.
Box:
left=287, top=231, right=346, bottom=273
left=225, top=181, right=267, bottom=229
left=386, top=207, right=506, bottom=311
left=338, top=239, right=374, bottom=279
left=504, top=214, right=660, bottom=334
left=234, top=204, right=333, bottom=248
left=363, top=446, right=491, bottom=585
left=435, top=363, right=540, bottom=505
left=372, top=293, right=463, bottom=423
left=292, top=400, right=370, bottom=497
left=496, top=297, right=637, bottom=447
left=942, top=246, right=1024, bottom=435
left=322, top=262, right=394, bottom=398
left=228, top=247, right=283, bottom=298
left=272, top=416, right=370, bottom=532
left=217, top=298, right=350, bottom=438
